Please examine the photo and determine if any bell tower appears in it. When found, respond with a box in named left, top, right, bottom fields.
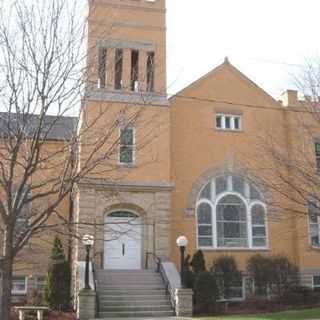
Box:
left=76, top=0, right=172, bottom=286
left=87, top=0, right=167, bottom=104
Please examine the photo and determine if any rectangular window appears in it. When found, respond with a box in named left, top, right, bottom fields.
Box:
left=216, top=114, right=242, bottom=131
left=119, top=127, right=135, bottom=165
left=308, top=199, right=320, bottom=248
left=12, top=276, right=27, bottom=295
left=225, top=116, right=231, bottom=129
left=219, top=277, right=245, bottom=301
left=130, top=50, right=139, bottom=92
left=313, top=275, right=320, bottom=292
left=114, top=49, right=123, bottom=90
left=146, top=51, right=155, bottom=92
left=315, top=143, right=320, bottom=172
left=98, top=47, right=107, bottom=88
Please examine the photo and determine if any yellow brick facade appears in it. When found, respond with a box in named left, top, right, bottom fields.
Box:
left=10, top=0, right=320, bottom=302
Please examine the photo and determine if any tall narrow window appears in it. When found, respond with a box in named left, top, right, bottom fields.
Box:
left=146, top=51, right=155, bottom=92
left=197, top=202, right=213, bottom=247
left=115, top=49, right=123, bottom=90
left=98, top=47, right=107, bottom=88
left=308, top=199, right=320, bottom=248
left=315, top=143, right=320, bottom=172
left=13, top=186, right=31, bottom=245
left=131, top=50, right=139, bottom=92
left=251, top=204, right=267, bottom=247
left=119, top=127, right=134, bottom=164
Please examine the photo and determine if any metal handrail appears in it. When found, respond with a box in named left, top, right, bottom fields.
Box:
left=145, top=251, right=161, bottom=272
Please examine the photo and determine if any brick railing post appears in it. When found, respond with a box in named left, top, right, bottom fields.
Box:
left=78, top=289, right=96, bottom=320
left=175, top=288, right=193, bottom=317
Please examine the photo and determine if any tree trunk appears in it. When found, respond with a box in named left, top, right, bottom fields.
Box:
left=1, top=230, right=14, bottom=320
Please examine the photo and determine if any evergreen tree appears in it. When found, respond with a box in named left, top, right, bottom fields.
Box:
left=191, top=250, right=206, bottom=274
left=44, top=237, right=71, bottom=311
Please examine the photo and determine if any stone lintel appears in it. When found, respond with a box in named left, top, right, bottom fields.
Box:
left=85, top=89, right=169, bottom=106
left=78, top=178, right=174, bottom=193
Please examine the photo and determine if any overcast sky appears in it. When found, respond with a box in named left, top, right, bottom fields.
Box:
left=166, top=0, right=320, bottom=99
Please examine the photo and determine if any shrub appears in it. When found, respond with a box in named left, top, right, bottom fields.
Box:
left=191, top=250, right=206, bottom=274
left=193, top=271, right=219, bottom=314
left=270, top=255, right=299, bottom=297
left=27, top=288, right=43, bottom=306
left=247, top=254, right=273, bottom=295
left=44, top=237, right=71, bottom=311
left=212, top=255, right=242, bottom=300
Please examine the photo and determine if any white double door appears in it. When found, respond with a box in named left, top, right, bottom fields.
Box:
left=104, top=215, right=142, bottom=270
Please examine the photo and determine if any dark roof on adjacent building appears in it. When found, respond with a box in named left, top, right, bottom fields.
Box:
left=0, top=112, right=78, bottom=141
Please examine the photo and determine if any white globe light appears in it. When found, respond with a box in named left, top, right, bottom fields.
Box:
left=176, top=235, right=188, bottom=247
left=82, top=234, right=94, bottom=246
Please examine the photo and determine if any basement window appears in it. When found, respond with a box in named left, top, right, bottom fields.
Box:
left=131, top=50, right=139, bottom=92
left=115, top=49, right=123, bottom=90
left=12, top=276, right=27, bottom=295
left=216, top=114, right=242, bottom=131
left=313, top=275, right=320, bottom=292
left=146, top=51, right=155, bottom=92
left=98, top=47, right=107, bottom=88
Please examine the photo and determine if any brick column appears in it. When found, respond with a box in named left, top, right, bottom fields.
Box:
left=122, top=48, right=131, bottom=91
left=139, top=50, right=147, bottom=92
left=106, top=48, right=115, bottom=90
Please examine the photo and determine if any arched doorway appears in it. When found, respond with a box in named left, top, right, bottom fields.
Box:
left=104, top=211, right=142, bottom=270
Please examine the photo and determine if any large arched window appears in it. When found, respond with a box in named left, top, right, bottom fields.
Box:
left=196, top=175, right=268, bottom=249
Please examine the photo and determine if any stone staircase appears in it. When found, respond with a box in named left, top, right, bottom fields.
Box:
left=95, top=269, right=175, bottom=318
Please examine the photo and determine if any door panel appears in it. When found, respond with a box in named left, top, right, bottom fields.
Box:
left=104, top=216, right=142, bottom=269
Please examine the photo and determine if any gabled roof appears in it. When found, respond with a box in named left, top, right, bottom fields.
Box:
left=170, top=58, right=281, bottom=107
left=0, top=112, right=78, bottom=141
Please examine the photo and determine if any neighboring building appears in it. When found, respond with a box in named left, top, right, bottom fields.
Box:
left=7, top=0, right=320, bottom=310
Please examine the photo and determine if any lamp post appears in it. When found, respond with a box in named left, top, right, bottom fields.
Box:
left=176, top=235, right=188, bottom=288
left=82, top=234, right=94, bottom=290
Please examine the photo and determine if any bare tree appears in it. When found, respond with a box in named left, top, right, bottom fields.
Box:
left=0, top=1, right=165, bottom=319
left=242, top=58, right=320, bottom=246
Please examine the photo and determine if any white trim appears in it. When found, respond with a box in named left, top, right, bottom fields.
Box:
left=249, top=201, right=269, bottom=249
left=215, top=114, right=242, bottom=131
left=312, top=275, right=320, bottom=290
left=12, top=276, right=27, bottom=295
left=196, top=175, right=268, bottom=251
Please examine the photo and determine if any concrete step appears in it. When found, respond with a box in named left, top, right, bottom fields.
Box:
left=96, top=270, right=157, bottom=275
left=97, top=285, right=165, bottom=290
left=100, top=305, right=172, bottom=312
left=98, top=310, right=175, bottom=318
left=99, top=296, right=170, bottom=303
left=100, top=300, right=171, bottom=307
left=97, top=289, right=167, bottom=296
left=97, top=278, right=163, bottom=285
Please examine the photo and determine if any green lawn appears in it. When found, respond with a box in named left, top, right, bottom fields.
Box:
left=197, top=308, right=320, bottom=320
